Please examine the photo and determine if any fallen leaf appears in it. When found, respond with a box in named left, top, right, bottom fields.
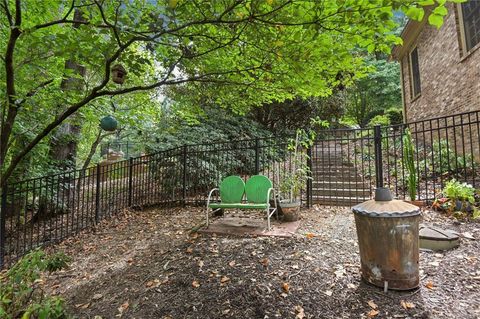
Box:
left=92, top=293, right=103, bottom=300
left=260, top=258, right=269, bottom=267
left=295, top=305, right=305, bottom=319
left=220, top=276, right=230, bottom=284
left=367, top=300, right=378, bottom=310
left=400, top=300, right=415, bottom=309
left=75, top=303, right=90, bottom=309
left=118, top=301, right=129, bottom=314
left=367, top=309, right=379, bottom=317
left=229, top=260, right=236, bottom=267
left=282, top=282, right=290, bottom=293
left=425, top=281, right=434, bottom=290
left=186, top=247, right=193, bottom=253
left=192, top=280, right=200, bottom=288
left=306, top=233, right=315, bottom=239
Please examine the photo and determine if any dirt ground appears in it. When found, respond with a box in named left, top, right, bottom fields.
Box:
left=43, top=205, right=480, bottom=319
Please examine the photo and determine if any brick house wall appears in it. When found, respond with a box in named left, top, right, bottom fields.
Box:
left=398, top=3, right=480, bottom=123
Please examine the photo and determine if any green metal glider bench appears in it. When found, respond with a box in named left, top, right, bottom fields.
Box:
left=206, top=175, right=278, bottom=230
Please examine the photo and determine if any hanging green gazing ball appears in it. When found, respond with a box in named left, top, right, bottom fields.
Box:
left=100, top=115, right=118, bottom=131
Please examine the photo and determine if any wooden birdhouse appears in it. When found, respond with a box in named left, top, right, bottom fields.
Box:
left=111, top=64, right=127, bottom=84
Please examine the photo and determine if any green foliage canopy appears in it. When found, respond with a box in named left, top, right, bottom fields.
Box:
left=0, top=0, right=460, bottom=184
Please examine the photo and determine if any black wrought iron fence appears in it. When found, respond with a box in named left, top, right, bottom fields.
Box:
left=0, top=136, right=296, bottom=267
left=1, top=110, right=480, bottom=268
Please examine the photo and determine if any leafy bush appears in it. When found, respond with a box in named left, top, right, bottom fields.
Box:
left=0, top=250, right=71, bottom=319
left=367, top=115, right=391, bottom=127
left=433, top=179, right=479, bottom=219
left=444, top=179, right=475, bottom=204
left=421, top=139, right=477, bottom=176
left=278, top=129, right=314, bottom=202
left=363, top=109, right=385, bottom=126
left=385, top=107, right=403, bottom=125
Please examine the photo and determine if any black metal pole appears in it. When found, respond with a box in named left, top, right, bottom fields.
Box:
left=128, top=158, right=134, bottom=207
left=306, top=146, right=313, bottom=208
left=255, top=138, right=260, bottom=175
left=95, top=164, right=101, bottom=224
left=374, top=125, right=384, bottom=188
left=182, top=145, right=187, bottom=206
left=0, top=185, right=7, bottom=268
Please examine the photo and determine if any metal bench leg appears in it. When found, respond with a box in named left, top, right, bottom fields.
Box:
left=206, top=206, right=210, bottom=227
left=266, top=208, right=271, bottom=231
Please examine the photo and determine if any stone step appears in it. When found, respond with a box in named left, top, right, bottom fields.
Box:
left=312, top=163, right=358, bottom=168
left=312, top=195, right=371, bottom=206
left=311, top=171, right=362, bottom=178
left=312, top=188, right=371, bottom=197
left=312, top=181, right=371, bottom=189
left=312, top=175, right=367, bottom=187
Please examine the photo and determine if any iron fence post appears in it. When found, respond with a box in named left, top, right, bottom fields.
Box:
left=374, top=125, right=384, bottom=188
left=306, top=146, right=313, bottom=208
left=95, top=164, right=101, bottom=223
left=128, top=158, right=134, bottom=207
left=182, top=145, right=187, bottom=206
left=255, top=138, right=260, bottom=174
left=0, top=185, right=7, bottom=268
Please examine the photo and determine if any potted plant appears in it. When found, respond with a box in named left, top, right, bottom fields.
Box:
left=432, top=179, right=479, bottom=219
left=278, top=129, right=314, bottom=221
left=403, top=128, right=423, bottom=207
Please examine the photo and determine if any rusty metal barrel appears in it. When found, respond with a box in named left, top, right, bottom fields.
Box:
left=352, top=188, right=421, bottom=290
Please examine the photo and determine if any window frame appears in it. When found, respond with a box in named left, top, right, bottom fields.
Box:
left=408, top=46, right=421, bottom=100
left=457, top=1, right=480, bottom=57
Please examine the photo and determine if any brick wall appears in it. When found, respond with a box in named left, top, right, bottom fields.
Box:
left=401, top=3, right=480, bottom=123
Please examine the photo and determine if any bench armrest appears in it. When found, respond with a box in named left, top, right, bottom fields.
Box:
left=207, top=188, right=220, bottom=205
left=267, top=188, right=277, bottom=207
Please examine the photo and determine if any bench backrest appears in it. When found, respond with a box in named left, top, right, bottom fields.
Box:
left=245, top=175, right=273, bottom=204
left=219, top=176, right=245, bottom=203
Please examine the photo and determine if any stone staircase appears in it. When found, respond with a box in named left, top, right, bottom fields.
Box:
left=311, top=147, right=372, bottom=206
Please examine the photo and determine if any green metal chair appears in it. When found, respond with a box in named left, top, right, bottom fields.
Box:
left=206, top=175, right=278, bottom=230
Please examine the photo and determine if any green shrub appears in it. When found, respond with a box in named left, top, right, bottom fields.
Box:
left=367, top=115, right=391, bottom=127
left=421, top=139, right=477, bottom=176
left=433, top=179, right=479, bottom=219
left=363, top=109, right=385, bottom=126
left=443, top=179, right=475, bottom=205
left=0, top=250, right=71, bottom=319
left=385, top=107, right=403, bottom=125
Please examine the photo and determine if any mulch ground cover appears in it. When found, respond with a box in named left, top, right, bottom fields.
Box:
left=43, top=205, right=480, bottom=319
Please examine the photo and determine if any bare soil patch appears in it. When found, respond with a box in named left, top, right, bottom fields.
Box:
left=44, top=206, right=480, bottom=318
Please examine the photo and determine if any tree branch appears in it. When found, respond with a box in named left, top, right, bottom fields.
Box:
left=1, top=0, right=13, bottom=26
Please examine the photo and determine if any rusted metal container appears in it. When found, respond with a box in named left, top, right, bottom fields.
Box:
left=352, top=188, right=420, bottom=290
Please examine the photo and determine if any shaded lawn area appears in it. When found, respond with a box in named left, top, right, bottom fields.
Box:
left=43, top=206, right=480, bottom=319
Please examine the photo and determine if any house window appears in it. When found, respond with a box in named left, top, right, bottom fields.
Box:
left=461, top=1, right=480, bottom=52
left=409, top=47, right=421, bottom=99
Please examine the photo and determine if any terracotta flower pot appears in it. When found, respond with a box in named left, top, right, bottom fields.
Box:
left=279, top=200, right=301, bottom=222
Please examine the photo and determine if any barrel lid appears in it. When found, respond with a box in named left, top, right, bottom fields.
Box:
left=419, top=225, right=459, bottom=241
left=352, top=199, right=420, bottom=217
